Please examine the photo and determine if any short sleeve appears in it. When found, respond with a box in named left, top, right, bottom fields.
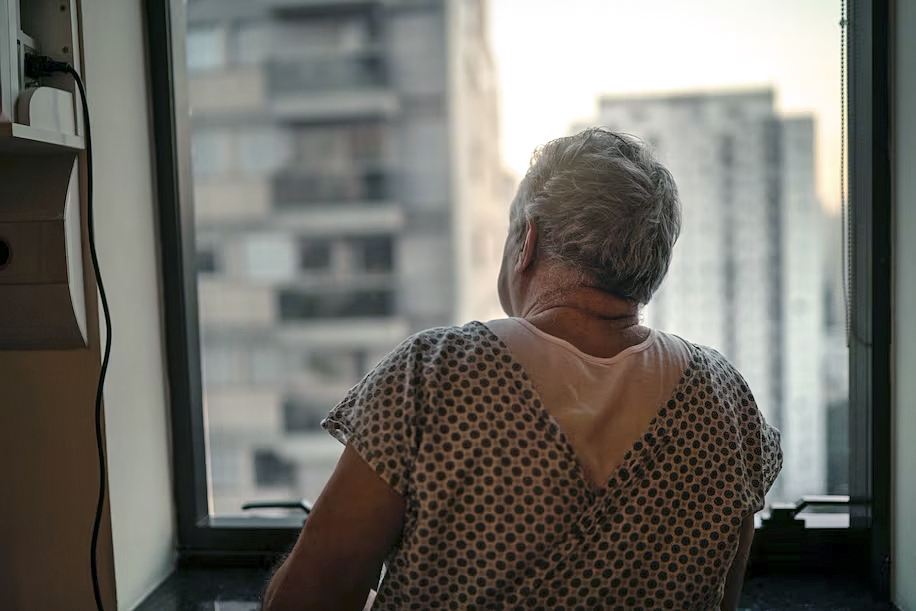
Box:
left=756, top=419, right=783, bottom=502
left=321, top=333, right=431, bottom=497
left=733, top=376, right=783, bottom=513
left=703, top=347, right=783, bottom=514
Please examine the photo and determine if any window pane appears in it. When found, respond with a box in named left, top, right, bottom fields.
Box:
left=183, top=0, right=845, bottom=516
left=237, top=128, right=292, bottom=176
left=190, top=130, right=231, bottom=177
left=277, top=289, right=394, bottom=320
left=243, top=234, right=296, bottom=282
left=187, top=25, right=226, bottom=72
left=297, top=238, right=332, bottom=271
left=196, top=246, right=219, bottom=274
left=350, top=235, right=393, bottom=273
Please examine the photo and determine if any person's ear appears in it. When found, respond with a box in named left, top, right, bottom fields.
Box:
left=515, top=217, right=538, bottom=273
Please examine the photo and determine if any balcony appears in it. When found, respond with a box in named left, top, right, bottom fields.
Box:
left=273, top=170, right=392, bottom=207
left=267, top=54, right=386, bottom=93
left=266, top=56, right=399, bottom=121
left=187, top=0, right=383, bottom=23
left=277, top=288, right=394, bottom=321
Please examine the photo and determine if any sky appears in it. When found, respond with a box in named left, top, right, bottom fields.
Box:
left=487, top=0, right=845, bottom=212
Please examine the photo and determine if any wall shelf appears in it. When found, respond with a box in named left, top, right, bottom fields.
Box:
left=0, top=122, right=84, bottom=155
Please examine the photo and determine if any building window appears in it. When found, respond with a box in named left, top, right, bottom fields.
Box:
left=273, top=171, right=391, bottom=207
left=301, top=349, right=366, bottom=384
left=196, top=246, right=219, bottom=274
left=298, top=239, right=332, bottom=271
left=237, top=128, right=292, bottom=176
left=350, top=235, right=394, bottom=273
left=253, top=449, right=296, bottom=487
left=283, top=398, right=327, bottom=433
left=278, top=289, right=394, bottom=320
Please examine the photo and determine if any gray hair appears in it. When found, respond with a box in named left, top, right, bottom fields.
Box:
left=508, top=128, right=681, bottom=305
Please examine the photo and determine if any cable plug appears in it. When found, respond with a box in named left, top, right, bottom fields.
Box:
left=24, top=54, right=72, bottom=78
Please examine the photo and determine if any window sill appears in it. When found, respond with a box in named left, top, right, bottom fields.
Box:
left=134, top=566, right=894, bottom=611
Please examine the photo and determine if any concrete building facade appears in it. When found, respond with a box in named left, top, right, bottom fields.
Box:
left=185, top=0, right=508, bottom=515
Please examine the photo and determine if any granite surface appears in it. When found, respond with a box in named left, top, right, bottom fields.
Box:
left=136, top=567, right=896, bottom=611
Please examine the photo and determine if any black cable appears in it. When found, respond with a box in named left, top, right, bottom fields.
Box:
left=25, top=54, right=110, bottom=611
left=69, top=64, right=111, bottom=611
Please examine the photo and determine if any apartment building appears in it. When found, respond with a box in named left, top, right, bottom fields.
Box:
left=185, top=0, right=508, bottom=514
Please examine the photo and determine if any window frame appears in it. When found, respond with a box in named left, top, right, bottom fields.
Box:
left=846, top=0, right=892, bottom=597
left=147, top=0, right=301, bottom=557
left=145, top=0, right=894, bottom=592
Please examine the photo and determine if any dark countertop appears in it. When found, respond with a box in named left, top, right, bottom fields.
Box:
left=136, top=567, right=895, bottom=611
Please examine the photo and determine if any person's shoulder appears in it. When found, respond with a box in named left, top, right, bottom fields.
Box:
left=394, top=321, right=500, bottom=357
left=402, top=321, right=491, bottom=343
left=657, top=334, right=754, bottom=395
left=672, top=337, right=737, bottom=374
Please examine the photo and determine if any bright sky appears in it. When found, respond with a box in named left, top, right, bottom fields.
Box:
left=488, top=0, right=845, bottom=212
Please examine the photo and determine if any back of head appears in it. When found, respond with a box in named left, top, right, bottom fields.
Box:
left=509, top=128, right=682, bottom=305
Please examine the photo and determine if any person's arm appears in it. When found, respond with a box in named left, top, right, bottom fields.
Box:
left=720, top=513, right=755, bottom=611
left=262, top=445, right=406, bottom=611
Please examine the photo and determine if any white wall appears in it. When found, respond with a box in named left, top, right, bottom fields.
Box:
left=893, top=0, right=916, bottom=606
left=80, top=0, right=177, bottom=608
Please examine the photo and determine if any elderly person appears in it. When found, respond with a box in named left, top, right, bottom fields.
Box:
left=263, top=129, right=782, bottom=610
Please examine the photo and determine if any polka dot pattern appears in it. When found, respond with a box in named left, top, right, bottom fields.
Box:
left=323, top=322, right=783, bottom=610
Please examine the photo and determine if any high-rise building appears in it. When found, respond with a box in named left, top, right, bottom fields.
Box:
left=576, top=89, right=826, bottom=502
left=185, top=0, right=509, bottom=515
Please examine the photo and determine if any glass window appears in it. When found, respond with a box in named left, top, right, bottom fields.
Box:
left=277, top=289, right=394, bottom=321
left=297, top=238, right=332, bottom=271
left=243, top=234, right=296, bottom=282
left=237, top=128, right=292, bottom=176
left=174, top=0, right=846, bottom=521
left=202, top=347, right=237, bottom=387
left=350, top=235, right=394, bottom=273
left=232, top=21, right=273, bottom=67
left=187, top=25, right=226, bottom=72
left=283, top=398, right=327, bottom=433
left=253, top=449, right=296, bottom=487
left=208, top=444, right=241, bottom=489
left=190, top=130, right=231, bottom=177
left=250, top=347, right=284, bottom=385
left=196, top=246, right=219, bottom=274
left=301, top=349, right=365, bottom=384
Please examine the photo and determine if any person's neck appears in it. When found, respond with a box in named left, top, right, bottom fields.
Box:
left=514, top=266, right=648, bottom=358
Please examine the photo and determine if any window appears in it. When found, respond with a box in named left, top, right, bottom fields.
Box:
left=149, top=0, right=892, bottom=591
left=196, top=246, right=219, bottom=274
left=249, top=347, right=284, bottom=385
left=253, top=449, right=297, bottom=487
left=283, top=398, right=327, bottom=433
left=237, top=128, right=292, bottom=176
left=186, top=25, right=226, bottom=72
left=297, top=238, right=332, bottom=271
left=350, top=235, right=394, bottom=273
left=278, top=289, right=394, bottom=321
left=243, top=234, right=296, bottom=281
left=273, top=171, right=391, bottom=207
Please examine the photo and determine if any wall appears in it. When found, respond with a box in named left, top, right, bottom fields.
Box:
left=0, top=0, right=175, bottom=609
left=893, top=0, right=916, bottom=608
left=79, top=0, right=177, bottom=608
